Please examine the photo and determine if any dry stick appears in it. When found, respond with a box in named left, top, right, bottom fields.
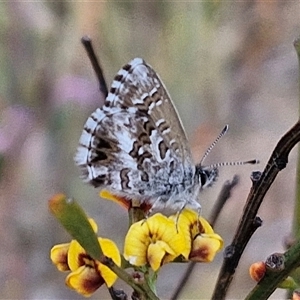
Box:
left=81, top=36, right=109, bottom=97
left=170, top=175, right=240, bottom=300
left=212, top=120, right=300, bottom=300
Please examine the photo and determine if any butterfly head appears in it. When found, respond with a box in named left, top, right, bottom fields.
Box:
left=196, top=165, right=219, bottom=189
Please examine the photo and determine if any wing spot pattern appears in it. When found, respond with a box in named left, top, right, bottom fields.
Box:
left=158, top=140, right=169, bottom=160
left=120, top=168, right=131, bottom=189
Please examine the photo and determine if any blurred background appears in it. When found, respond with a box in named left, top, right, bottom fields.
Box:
left=1, top=2, right=300, bottom=299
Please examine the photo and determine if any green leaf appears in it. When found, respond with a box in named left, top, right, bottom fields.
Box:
left=49, top=193, right=102, bottom=260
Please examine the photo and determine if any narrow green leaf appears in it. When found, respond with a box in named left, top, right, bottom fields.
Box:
left=49, top=193, right=102, bottom=260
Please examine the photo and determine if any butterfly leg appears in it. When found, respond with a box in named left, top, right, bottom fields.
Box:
left=174, top=203, right=188, bottom=232
left=146, top=196, right=163, bottom=216
left=140, top=196, right=163, bottom=226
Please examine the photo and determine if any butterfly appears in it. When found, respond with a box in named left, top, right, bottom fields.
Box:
left=75, top=58, right=256, bottom=214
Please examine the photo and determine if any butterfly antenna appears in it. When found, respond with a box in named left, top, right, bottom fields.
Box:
left=199, top=125, right=229, bottom=165
left=207, top=159, right=259, bottom=169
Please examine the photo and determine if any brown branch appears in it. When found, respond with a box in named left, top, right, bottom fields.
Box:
left=212, top=120, right=300, bottom=300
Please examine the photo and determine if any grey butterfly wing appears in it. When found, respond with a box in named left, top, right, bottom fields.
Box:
left=75, top=58, right=195, bottom=201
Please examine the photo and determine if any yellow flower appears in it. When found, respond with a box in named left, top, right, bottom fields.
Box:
left=124, top=210, right=223, bottom=271
left=124, top=213, right=189, bottom=271
left=50, top=219, right=121, bottom=297
left=173, top=209, right=224, bottom=262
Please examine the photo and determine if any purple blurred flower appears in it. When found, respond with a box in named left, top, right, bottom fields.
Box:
left=53, top=75, right=104, bottom=108
left=0, top=105, right=34, bottom=155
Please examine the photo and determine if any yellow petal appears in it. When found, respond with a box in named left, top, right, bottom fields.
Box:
left=197, top=217, right=215, bottom=234
left=99, top=238, right=121, bottom=265
left=175, top=209, right=215, bottom=237
left=124, top=220, right=151, bottom=266
left=97, top=263, right=118, bottom=288
left=68, top=240, right=87, bottom=271
left=171, top=209, right=197, bottom=238
left=147, top=214, right=188, bottom=256
left=66, top=265, right=104, bottom=297
left=97, top=237, right=121, bottom=287
left=50, top=243, right=70, bottom=271
left=87, top=218, right=98, bottom=233
left=189, top=233, right=223, bottom=262
left=100, top=190, right=130, bottom=209
left=148, top=241, right=175, bottom=271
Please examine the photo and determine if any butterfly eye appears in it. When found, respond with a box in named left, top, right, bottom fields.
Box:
left=197, top=167, right=219, bottom=189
